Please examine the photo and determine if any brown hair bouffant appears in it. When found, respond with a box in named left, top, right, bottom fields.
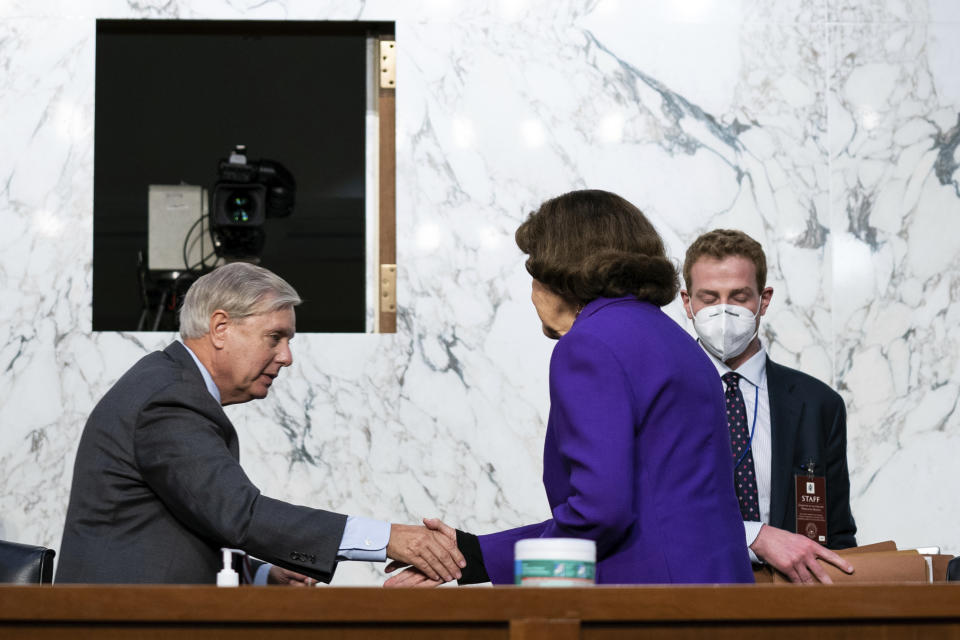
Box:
left=682, top=229, right=767, bottom=292
left=515, top=190, right=679, bottom=307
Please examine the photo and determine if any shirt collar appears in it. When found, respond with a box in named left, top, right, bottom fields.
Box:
left=703, top=341, right=767, bottom=389
left=179, top=340, right=222, bottom=404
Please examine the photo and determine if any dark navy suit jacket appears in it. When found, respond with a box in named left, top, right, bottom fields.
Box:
left=478, top=297, right=754, bottom=584
left=766, top=358, right=857, bottom=549
left=57, top=342, right=347, bottom=583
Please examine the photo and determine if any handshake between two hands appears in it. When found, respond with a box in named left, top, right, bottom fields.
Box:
left=271, top=517, right=461, bottom=588
left=383, top=517, right=462, bottom=587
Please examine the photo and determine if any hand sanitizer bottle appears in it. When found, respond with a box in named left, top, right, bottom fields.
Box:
left=217, top=548, right=240, bottom=587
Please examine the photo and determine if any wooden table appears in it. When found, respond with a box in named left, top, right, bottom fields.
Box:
left=1, top=584, right=959, bottom=639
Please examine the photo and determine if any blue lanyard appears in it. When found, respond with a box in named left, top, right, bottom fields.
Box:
left=734, top=382, right=760, bottom=470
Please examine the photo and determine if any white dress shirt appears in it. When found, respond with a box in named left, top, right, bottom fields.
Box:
left=703, top=343, right=771, bottom=563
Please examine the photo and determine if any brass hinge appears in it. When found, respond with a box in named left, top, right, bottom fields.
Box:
left=380, top=264, right=397, bottom=313
left=379, top=40, right=396, bottom=89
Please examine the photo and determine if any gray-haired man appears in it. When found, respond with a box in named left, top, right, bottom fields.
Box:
left=57, top=262, right=463, bottom=584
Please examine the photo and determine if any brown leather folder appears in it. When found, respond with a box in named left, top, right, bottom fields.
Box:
left=751, top=540, right=955, bottom=584
left=836, top=540, right=897, bottom=555
left=752, top=541, right=898, bottom=583
left=926, top=554, right=954, bottom=582
left=845, top=545, right=954, bottom=581
left=769, top=550, right=928, bottom=584
left=752, top=565, right=773, bottom=583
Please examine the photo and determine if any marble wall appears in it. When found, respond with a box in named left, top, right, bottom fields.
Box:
left=1, top=0, right=958, bottom=584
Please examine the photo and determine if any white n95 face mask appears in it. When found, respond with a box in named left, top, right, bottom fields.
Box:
left=690, top=303, right=759, bottom=362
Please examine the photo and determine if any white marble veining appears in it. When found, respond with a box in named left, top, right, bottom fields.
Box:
left=828, top=8, right=960, bottom=552
left=0, top=0, right=958, bottom=585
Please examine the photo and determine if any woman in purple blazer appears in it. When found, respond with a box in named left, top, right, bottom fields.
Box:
left=389, top=190, right=753, bottom=585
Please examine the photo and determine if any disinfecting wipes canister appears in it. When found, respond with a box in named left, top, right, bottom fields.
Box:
left=514, top=538, right=596, bottom=586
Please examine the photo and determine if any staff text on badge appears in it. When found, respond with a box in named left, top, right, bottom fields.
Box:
left=795, top=474, right=827, bottom=544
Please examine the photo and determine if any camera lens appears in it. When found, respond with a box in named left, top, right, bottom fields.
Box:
left=227, top=191, right=255, bottom=223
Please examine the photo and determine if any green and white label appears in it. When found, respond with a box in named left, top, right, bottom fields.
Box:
left=514, top=559, right=595, bottom=585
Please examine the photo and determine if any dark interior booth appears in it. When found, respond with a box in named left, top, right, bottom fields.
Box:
left=92, top=19, right=395, bottom=333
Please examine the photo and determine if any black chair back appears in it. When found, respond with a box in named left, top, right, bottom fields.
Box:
left=948, top=556, right=960, bottom=582
left=0, top=540, right=56, bottom=584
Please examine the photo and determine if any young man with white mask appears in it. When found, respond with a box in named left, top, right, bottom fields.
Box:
left=680, top=229, right=857, bottom=584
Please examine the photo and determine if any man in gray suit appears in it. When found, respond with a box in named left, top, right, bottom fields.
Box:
left=57, top=263, right=464, bottom=584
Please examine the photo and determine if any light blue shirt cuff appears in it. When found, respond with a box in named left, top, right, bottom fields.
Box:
left=338, top=516, right=390, bottom=562
left=254, top=562, right=272, bottom=585
left=744, top=520, right=764, bottom=563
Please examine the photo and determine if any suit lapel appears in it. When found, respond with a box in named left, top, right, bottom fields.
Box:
left=766, top=357, right=802, bottom=530
left=164, top=341, right=239, bottom=456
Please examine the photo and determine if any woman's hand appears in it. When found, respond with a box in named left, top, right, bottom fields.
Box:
left=268, top=565, right=318, bottom=586
left=383, top=564, right=445, bottom=588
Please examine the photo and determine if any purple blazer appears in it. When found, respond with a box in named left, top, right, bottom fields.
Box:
left=478, top=297, right=753, bottom=584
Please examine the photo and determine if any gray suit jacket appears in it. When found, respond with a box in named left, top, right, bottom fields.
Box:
left=766, top=357, right=857, bottom=550
left=56, top=342, right=347, bottom=584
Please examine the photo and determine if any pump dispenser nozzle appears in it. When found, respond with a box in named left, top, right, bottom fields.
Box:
left=217, top=547, right=240, bottom=587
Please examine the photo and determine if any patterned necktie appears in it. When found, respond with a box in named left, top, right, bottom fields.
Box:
left=722, top=372, right=760, bottom=521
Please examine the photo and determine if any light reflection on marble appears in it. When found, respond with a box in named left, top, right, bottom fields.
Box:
left=0, top=0, right=958, bottom=585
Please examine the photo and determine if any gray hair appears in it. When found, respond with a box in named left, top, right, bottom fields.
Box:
left=179, top=262, right=301, bottom=339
